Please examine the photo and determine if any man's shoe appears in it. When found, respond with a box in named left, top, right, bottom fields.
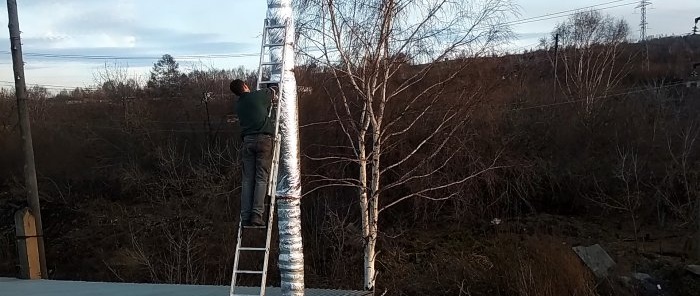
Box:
left=250, top=214, right=265, bottom=227
left=241, top=218, right=251, bottom=227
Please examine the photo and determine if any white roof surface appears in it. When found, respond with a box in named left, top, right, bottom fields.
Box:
left=0, top=277, right=371, bottom=296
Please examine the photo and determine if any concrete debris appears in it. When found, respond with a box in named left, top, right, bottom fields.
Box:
left=686, top=265, right=700, bottom=276
left=633, top=273, right=652, bottom=281
left=572, top=244, right=616, bottom=278
left=629, top=273, right=667, bottom=296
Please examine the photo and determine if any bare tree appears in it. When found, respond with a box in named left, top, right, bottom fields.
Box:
left=662, top=120, right=700, bottom=258
left=545, top=10, right=633, bottom=115
left=295, top=0, right=514, bottom=289
left=93, top=62, right=142, bottom=101
left=589, top=146, right=643, bottom=252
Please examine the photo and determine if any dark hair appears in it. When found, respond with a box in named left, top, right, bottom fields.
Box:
left=230, top=79, right=247, bottom=96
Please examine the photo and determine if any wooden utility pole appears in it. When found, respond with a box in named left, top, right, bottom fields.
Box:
left=7, top=0, right=47, bottom=278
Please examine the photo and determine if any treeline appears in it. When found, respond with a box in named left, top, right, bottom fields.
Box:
left=0, top=33, right=699, bottom=295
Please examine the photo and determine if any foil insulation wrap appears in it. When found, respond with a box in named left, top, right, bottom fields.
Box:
left=267, top=0, right=304, bottom=295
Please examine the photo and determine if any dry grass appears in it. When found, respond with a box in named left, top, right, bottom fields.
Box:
left=496, top=236, right=597, bottom=296
left=379, top=233, right=597, bottom=296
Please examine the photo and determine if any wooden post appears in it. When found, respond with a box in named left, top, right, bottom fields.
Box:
left=15, top=208, right=42, bottom=279
left=7, top=0, right=47, bottom=277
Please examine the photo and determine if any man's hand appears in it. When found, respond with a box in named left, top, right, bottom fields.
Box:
left=267, top=85, right=280, bottom=106
left=268, top=85, right=279, bottom=96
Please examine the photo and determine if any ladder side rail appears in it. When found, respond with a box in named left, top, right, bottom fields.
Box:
left=230, top=17, right=292, bottom=296
left=231, top=18, right=271, bottom=296
left=259, top=18, right=290, bottom=296
left=255, top=19, right=269, bottom=91
left=229, top=218, right=245, bottom=296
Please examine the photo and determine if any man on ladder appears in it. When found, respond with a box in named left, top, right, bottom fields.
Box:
left=229, top=79, right=277, bottom=227
left=228, top=16, right=291, bottom=296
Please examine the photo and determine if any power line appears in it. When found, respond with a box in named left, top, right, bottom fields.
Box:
left=0, top=1, right=639, bottom=63
left=328, top=1, right=639, bottom=62
left=0, top=1, right=647, bottom=91
left=0, top=81, right=96, bottom=90
left=449, top=1, right=638, bottom=34
left=298, top=1, right=638, bottom=64
left=507, top=82, right=688, bottom=112
left=508, top=0, right=632, bottom=27
left=508, top=1, right=638, bottom=27
left=0, top=51, right=261, bottom=61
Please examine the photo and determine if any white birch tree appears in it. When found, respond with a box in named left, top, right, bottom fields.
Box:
left=546, top=10, right=633, bottom=114
left=295, top=0, right=514, bottom=290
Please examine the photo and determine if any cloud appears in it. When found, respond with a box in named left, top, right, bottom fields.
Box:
left=0, top=0, right=263, bottom=87
left=0, top=5, right=256, bottom=67
left=0, top=43, right=255, bottom=69
left=517, top=32, right=550, bottom=40
left=0, top=0, right=254, bottom=63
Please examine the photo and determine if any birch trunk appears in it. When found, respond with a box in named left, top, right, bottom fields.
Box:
left=358, top=138, right=372, bottom=288
left=365, top=128, right=381, bottom=290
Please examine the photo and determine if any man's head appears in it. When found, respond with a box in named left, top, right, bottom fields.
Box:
left=230, top=79, right=250, bottom=96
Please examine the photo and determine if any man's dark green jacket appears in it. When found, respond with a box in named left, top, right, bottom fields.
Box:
left=237, top=88, right=274, bottom=137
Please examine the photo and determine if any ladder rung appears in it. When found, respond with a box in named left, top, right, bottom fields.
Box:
left=264, top=43, right=285, bottom=47
left=239, top=247, right=267, bottom=251
left=243, top=225, right=267, bottom=229
left=265, top=25, right=286, bottom=29
left=233, top=294, right=259, bottom=296
left=261, top=62, right=282, bottom=66
left=236, top=270, right=264, bottom=275
left=258, top=80, right=280, bottom=85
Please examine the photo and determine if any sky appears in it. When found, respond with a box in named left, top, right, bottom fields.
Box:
left=0, top=0, right=698, bottom=90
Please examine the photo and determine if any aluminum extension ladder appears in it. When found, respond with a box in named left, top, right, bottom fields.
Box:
left=229, top=18, right=289, bottom=296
